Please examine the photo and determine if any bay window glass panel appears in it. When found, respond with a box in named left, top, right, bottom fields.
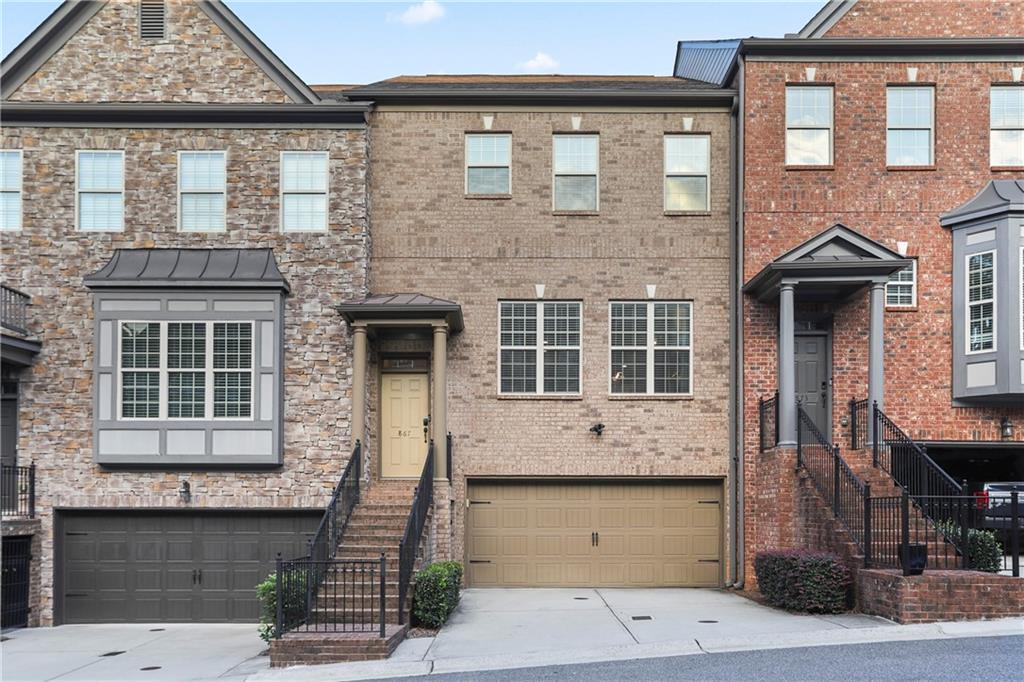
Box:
left=0, top=151, right=22, bottom=230
left=179, top=151, right=226, bottom=231
left=77, top=151, right=123, bottom=231
left=991, top=87, right=1024, bottom=167
left=886, top=262, right=917, bottom=308
left=553, top=135, right=598, bottom=210
left=213, top=322, right=252, bottom=418
left=120, top=322, right=160, bottom=418
left=466, top=135, right=511, bottom=194
left=281, top=152, right=328, bottom=231
left=785, top=87, right=832, bottom=165
left=968, top=252, right=995, bottom=352
left=887, top=87, right=933, bottom=166
left=168, top=323, right=206, bottom=419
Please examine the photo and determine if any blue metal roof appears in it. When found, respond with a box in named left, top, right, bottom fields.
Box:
left=672, top=39, right=741, bottom=87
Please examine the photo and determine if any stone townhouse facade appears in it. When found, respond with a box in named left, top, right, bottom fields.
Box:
left=0, top=0, right=369, bottom=625
left=708, top=0, right=1024, bottom=589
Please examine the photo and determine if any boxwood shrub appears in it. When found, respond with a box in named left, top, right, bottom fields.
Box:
left=754, top=550, right=851, bottom=614
left=255, top=572, right=307, bottom=643
left=412, top=561, right=463, bottom=628
left=936, top=521, right=1004, bottom=573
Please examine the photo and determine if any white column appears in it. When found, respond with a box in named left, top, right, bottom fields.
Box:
left=778, top=283, right=797, bottom=447
left=351, top=324, right=368, bottom=450
left=868, top=282, right=885, bottom=444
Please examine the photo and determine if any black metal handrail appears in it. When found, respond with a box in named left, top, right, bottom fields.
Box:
left=398, top=441, right=435, bottom=625
left=797, top=404, right=868, bottom=549
left=758, top=391, right=779, bottom=452
left=849, top=398, right=868, bottom=450
left=0, top=284, right=30, bottom=335
left=1, top=464, right=35, bottom=518
left=446, top=432, right=453, bottom=482
left=275, top=556, right=386, bottom=637
left=307, top=441, right=362, bottom=564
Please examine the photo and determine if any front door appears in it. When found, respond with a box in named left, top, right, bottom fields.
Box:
left=795, top=334, right=830, bottom=438
left=381, top=372, right=430, bottom=478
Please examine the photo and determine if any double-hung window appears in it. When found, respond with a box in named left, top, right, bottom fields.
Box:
left=991, top=86, right=1024, bottom=167
left=610, top=302, right=692, bottom=395
left=887, top=86, right=934, bottom=166
left=179, top=151, right=226, bottom=231
left=281, top=151, right=329, bottom=231
left=119, top=320, right=253, bottom=419
left=553, top=135, right=598, bottom=211
left=967, top=251, right=996, bottom=353
left=77, top=150, right=124, bottom=231
left=499, top=301, right=581, bottom=394
left=664, top=135, right=710, bottom=212
left=0, top=150, right=21, bottom=231
left=886, top=261, right=917, bottom=308
left=785, top=86, right=833, bottom=166
left=465, top=134, right=511, bottom=195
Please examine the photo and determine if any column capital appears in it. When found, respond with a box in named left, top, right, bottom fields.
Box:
left=779, top=282, right=796, bottom=293
left=431, top=322, right=450, bottom=334
left=869, top=281, right=886, bottom=292
left=352, top=322, right=369, bottom=333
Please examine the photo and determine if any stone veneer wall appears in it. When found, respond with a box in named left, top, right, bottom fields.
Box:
left=9, top=0, right=294, bottom=104
left=366, top=107, right=735, bottom=571
left=0, top=125, right=368, bottom=623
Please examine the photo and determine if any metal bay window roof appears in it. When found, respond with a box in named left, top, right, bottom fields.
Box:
left=84, top=248, right=290, bottom=292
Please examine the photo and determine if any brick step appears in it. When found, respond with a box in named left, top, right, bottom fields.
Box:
left=269, top=625, right=407, bottom=667
left=342, top=531, right=405, bottom=541
left=310, top=609, right=405, bottom=622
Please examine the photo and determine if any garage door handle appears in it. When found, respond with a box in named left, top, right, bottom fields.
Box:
left=698, top=559, right=720, bottom=563
left=192, top=569, right=197, bottom=585
left=469, top=560, right=491, bottom=564
left=197, top=569, right=202, bottom=585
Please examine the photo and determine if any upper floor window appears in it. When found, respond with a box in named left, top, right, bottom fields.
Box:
left=887, top=86, right=934, bottom=166
left=553, top=135, right=598, bottom=211
left=785, top=86, right=832, bottom=166
left=664, top=135, right=710, bottom=212
left=610, top=301, right=692, bottom=396
left=465, top=134, right=511, bottom=195
left=967, top=251, right=995, bottom=354
left=179, top=151, right=226, bottom=232
left=280, top=151, right=328, bottom=232
left=76, top=150, right=124, bottom=231
left=0, top=150, right=22, bottom=231
left=499, top=301, right=581, bottom=395
left=991, top=86, right=1024, bottom=167
left=886, top=261, right=917, bottom=308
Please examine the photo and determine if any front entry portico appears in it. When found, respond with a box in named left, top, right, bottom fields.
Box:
left=745, top=224, right=911, bottom=446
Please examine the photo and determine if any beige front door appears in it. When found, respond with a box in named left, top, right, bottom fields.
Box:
left=466, top=480, right=722, bottom=587
left=381, top=373, right=430, bottom=478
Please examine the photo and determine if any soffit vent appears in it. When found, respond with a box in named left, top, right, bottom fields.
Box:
left=139, top=1, right=167, bottom=41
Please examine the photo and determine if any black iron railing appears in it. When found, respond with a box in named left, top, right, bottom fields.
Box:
left=0, top=285, right=30, bottom=335
left=1, top=464, right=35, bottom=518
left=873, top=404, right=962, bottom=506
left=275, top=556, right=386, bottom=637
left=849, top=398, right=868, bottom=450
left=758, top=391, right=779, bottom=452
left=307, top=442, right=362, bottom=564
left=446, top=432, right=453, bottom=482
left=398, top=441, right=435, bottom=625
left=797, top=404, right=868, bottom=549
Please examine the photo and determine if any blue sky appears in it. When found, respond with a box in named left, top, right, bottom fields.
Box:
left=1, top=1, right=819, bottom=85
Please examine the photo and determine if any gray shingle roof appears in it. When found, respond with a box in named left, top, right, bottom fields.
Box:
left=84, top=249, right=290, bottom=292
left=940, top=180, right=1024, bottom=227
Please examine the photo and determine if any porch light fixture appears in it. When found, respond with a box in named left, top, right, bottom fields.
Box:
left=589, top=423, right=605, bottom=436
left=1000, top=417, right=1014, bottom=441
left=179, top=480, right=191, bottom=503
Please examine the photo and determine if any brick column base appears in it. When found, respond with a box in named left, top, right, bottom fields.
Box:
left=430, top=481, right=452, bottom=563
left=746, top=446, right=799, bottom=588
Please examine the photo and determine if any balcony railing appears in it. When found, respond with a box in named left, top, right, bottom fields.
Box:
left=758, top=391, right=779, bottom=452
left=0, top=285, right=30, bottom=336
left=1, top=464, right=35, bottom=518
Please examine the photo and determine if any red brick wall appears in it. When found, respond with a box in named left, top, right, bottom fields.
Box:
left=858, top=569, right=1024, bottom=623
left=822, top=1, right=1024, bottom=38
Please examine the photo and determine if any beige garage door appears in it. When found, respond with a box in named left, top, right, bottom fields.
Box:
left=466, top=480, right=722, bottom=587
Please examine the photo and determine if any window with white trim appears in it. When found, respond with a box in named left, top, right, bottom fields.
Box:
left=0, top=150, right=21, bottom=231
left=610, top=301, right=692, bottom=395
left=119, top=320, right=253, bottom=419
left=499, top=301, right=581, bottom=394
left=664, top=135, right=709, bottom=212
left=991, top=86, right=1024, bottom=167
left=281, top=151, right=328, bottom=231
left=553, top=135, right=598, bottom=211
left=466, top=134, right=511, bottom=195
left=967, top=251, right=995, bottom=353
left=887, top=86, right=934, bottom=166
left=77, top=150, right=124, bottom=231
left=179, top=151, right=226, bottom=231
left=785, top=86, right=832, bottom=166
left=886, top=261, right=917, bottom=308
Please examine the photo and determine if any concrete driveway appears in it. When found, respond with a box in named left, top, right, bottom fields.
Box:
left=0, top=624, right=268, bottom=682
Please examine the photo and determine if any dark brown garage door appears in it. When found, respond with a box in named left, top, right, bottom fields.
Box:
left=59, top=511, right=319, bottom=624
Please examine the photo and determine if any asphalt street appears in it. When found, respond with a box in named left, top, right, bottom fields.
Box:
left=380, top=635, right=1024, bottom=682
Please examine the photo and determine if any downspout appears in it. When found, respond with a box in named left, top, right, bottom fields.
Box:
left=728, top=58, right=746, bottom=589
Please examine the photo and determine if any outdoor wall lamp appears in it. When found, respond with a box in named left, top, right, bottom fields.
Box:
left=179, top=480, right=191, bottom=503
left=1000, top=417, right=1014, bottom=441
left=589, top=423, right=605, bottom=436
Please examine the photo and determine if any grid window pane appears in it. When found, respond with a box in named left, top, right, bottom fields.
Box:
left=122, top=372, right=160, bottom=418
left=785, top=129, right=830, bottom=166
left=0, top=151, right=21, bottom=191
left=654, top=349, right=690, bottom=394
left=554, top=175, right=597, bottom=211
left=610, top=303, right=647, bottom=347
left=500, top=349, right=536, bottom=393
left=213, top=372, right=252, bottom=418
left=611, top=349, right=647, bottom=394
left=121, top=322, right=160, bottom=369
left=553, top=136, right=598, bottom=174
left=887, top=129, right=932, bottom=166
left=991, top=130, right=1024, bottom=167
left=610, top=302, right=692, bottom=395
left=665, top=176, right=708, bottom=211
left=786, top=87, right=832, bottom=127
left=0, top=192, right=21, bottom=230
left=886, top=263, right=916, bottom=307
left=168, top=323, right=205, bottom=369
left=213, top=322, right=253, bottom=370
left=281, top=152, right=328, bottom=192
left=467, top=135, right=510, bottom=165
left=78, top=152, right=123, bottom=191
left=169, top=372, right=205, bottom=418
left=282, top=194, right=327, bottom=231
left=180, top=152, right=225, bottom=191
left=467, top=167, right=510, bottom=194
left=991, top=87, right=1024, bottom=128
left=887, top=88, right=933, bottom=128
left=543, top=302, right=581, bottom=348
left=665, top=136, right=709, bottom=174
left=968, top=252, right=995, bottom=352
left=181, top=193, right=226, bottom=231
left=543, top=349, right=580, bottom=393
left=499, top=302, right=537, bottom=346
left=654, top=303, right=691, bottom=348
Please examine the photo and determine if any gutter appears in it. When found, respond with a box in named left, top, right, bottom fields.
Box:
left=740, top=37, right=1024, bottom=58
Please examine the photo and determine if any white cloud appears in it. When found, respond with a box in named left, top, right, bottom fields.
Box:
left=390, top=1, right=445, bottom=25
left=520, top=52, right=559, bottom=72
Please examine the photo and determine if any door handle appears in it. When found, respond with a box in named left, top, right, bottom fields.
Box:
left=591, top=532, right=596, bottom=547
left=197, top=569, right=202, bottom=585
left=423, top=415, right=430, bottom=443
left=595, top=531, right=599, bottom=547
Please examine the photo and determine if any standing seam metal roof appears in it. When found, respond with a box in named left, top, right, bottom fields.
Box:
left=672, top=40, right=741, bottom=86
left=84, top=249, right=290, bottom=292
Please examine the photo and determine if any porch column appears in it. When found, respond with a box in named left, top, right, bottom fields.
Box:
left=351, top=323, right=368, bottom=450
left=778, top=282, right=797, bottom=447
left=431, top=323, right=448, bottom=481
left=867, top=281, right=885, bottom=445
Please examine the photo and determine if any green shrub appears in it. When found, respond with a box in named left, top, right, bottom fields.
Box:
left=255, top=572, right=308, bottom=643
left=935, top=521, right=1004, bottom=573
left=754, top=550, right=851, bottom=614
left=412, top=561, right=463, bottom=628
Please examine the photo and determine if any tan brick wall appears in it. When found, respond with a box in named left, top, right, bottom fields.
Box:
left=366, top=108, right=734, bottom=572
left=9, top=0, right=293, bottom=103
left=822, top=0, right=1024, bottom=38
left=0, top=124, right=368, bottom=622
